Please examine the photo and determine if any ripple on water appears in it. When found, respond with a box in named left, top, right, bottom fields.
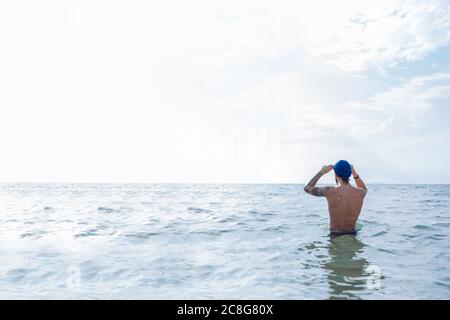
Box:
left=305, top=213, right=321, bottom=218
left=190, top=229, right=232, bottom=236
left=74, top=229, right=99, bottom=238
left=187, top=207, right=212, bottom=214
left=371, top=230, right=388, bottom=237
left=261, top=225, right=289, bottom=232
left=5, top=268, right=34, bottom=283
left=97, top=206, right=121, bottom=213
left=20, top=230, right=47, bottom=239
left=123, top=231, right=161, bottom=239
left=425, top=234, right=447, bottom=241
left=74, top=224, right=112, bottom=238
left=414, top=224, right=431, bottom=230
left=376, top=247, right=397, bottom=255
left=420, top=199, right=442, bottom=203
left=432, top=222, right=450, bottom=228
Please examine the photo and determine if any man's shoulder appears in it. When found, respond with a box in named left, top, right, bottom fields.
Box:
left=351, top=185, right=367, bottom=197
left=322, top=186, right=338, bottom=196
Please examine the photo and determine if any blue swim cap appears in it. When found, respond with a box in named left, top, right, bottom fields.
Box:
left=333, top=160, right=352, bottom=178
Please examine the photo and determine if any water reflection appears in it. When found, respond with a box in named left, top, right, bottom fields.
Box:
left=323, top=235, right=369, bottom=299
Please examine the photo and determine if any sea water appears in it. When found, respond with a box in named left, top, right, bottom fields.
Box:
left=0, top=183, right=448, bottom=299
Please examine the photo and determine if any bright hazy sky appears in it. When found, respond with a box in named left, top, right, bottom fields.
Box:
left=0, top=0, right=449, bottom=183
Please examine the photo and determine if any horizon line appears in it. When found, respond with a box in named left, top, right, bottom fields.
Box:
left=0, top=181, right=449, bottom=185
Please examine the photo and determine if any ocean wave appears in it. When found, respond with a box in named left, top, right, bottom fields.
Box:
left=432, top=222, right=450, bottom=228
left=123, top=231, right=161, bottom=239
left=261, top=225, right=289, bottom=232
left=97, top=206, right=121, bottom=213
left=414, top=224, right=431, bottom=230
left=190, top=229, right=232, bottom=236
left=20, top=230, right=47, bottom=239
left=371, top=230, right=388, bottom=237
left=74, top=229, right=100, bottom=238
left=187, top=207, right=211, bottom=214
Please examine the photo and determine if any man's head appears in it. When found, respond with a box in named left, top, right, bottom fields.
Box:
left=333, top=160, right=352, bottom=185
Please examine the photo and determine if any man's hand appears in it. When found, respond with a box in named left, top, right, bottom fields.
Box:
left=304, top=164, right=334, bottom=197
left=320, top=165, right=333, bottom=175
left=351, top=164, right=356, bottom=177
left=351, top=164, right=367, bottom=193
left=351, top=164, right=360, bottom=178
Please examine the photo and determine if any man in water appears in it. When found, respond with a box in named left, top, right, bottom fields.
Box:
left=304, top=160, right=367, bottom=235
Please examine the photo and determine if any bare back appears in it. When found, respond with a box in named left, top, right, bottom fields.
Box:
left=303, top=164, right=368, bottom=234
left=325, top=185, right=366, bottom=232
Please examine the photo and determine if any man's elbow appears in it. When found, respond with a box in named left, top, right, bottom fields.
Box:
left=303, top=185, right=311, bottom=194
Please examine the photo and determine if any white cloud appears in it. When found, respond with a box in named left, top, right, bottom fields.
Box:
left=361, top=72, right=450, bottom=127
left=141, top=0, right=450, bottom=73
left=289, top=72, right=450, bottom=137
left=275, top=71, right=450, bottom=140
left=298, top=0, right=450, bottom=72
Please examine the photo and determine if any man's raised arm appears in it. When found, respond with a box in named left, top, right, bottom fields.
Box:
left=304, top=165, right=333, bottom=197
left=351, top=165, right=367, bottom=193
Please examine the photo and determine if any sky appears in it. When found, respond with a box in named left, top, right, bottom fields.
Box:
left=0, top=0, right=449, bottom=183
